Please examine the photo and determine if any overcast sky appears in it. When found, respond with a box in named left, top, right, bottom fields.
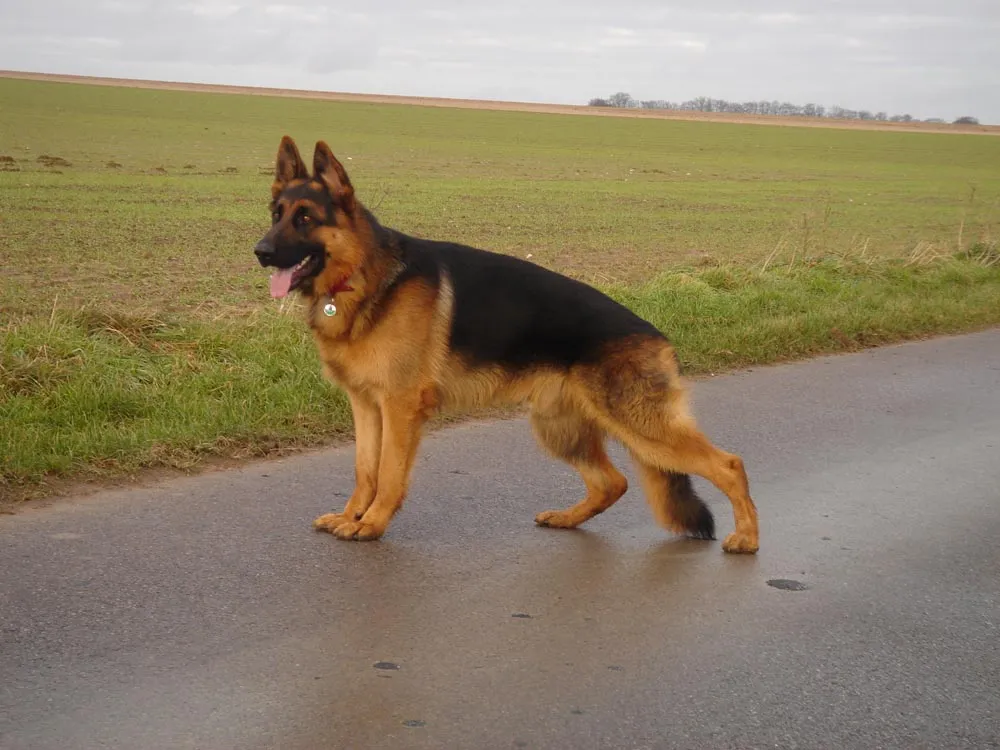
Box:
left=2, top=0, right=998, bottom=123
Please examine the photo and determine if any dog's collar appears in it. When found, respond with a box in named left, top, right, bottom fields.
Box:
left=320, top=276, right=354, bottom=317
left=328, top=277, right=354, bottom=296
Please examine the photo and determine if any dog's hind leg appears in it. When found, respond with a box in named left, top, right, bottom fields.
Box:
left=530, top=395, right=629, bottom=529
left=581, top=339, right=758, bottom=553
left=625, top=423, right=759, bottom=553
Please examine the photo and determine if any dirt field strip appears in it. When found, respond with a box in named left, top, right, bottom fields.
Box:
left=2, top=69, right=997, bottom=136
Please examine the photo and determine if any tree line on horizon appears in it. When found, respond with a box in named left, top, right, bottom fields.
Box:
left=587, top=92, right=980, bottom=126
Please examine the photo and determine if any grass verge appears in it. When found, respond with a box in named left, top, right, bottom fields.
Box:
left=3, top=250, right=999, bottom=505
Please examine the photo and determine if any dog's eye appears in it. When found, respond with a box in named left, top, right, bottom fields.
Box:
left=295, top=211, right=313, bottom=229
left=271, top=209, right=281, bottom=224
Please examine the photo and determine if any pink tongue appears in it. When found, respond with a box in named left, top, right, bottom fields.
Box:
left=270, top=269, right=295, bottom=298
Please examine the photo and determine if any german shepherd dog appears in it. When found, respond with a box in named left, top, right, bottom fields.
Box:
left=254, top=136, right=759, bottom=553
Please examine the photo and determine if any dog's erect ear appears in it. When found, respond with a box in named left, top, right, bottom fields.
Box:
left=313, top=141, right=355, bottom=212
left=274, top=135, right=308, bottom=194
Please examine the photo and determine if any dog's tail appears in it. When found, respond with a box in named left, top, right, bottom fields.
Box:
left=645, top=470, right=715, bottom=539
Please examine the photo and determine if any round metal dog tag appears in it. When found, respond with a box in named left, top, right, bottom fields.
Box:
left=323, top=302, right=337, bottom=317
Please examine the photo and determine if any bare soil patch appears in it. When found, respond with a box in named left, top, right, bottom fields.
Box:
left=36, top=154, right=71, bottom=168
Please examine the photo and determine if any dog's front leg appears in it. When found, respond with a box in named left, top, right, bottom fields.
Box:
left=314, top=391, right=382, bottom=534
left=330, top=392, right=427, bottom=541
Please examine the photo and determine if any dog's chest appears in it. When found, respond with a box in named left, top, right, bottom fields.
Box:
left=314, top=336, right=412, bottom=398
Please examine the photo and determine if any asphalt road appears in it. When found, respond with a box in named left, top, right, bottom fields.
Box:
left=3, top=330, right=1000, bottom=750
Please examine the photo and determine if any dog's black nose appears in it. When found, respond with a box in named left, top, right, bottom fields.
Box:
left=254, top=240, right=275, bottom=266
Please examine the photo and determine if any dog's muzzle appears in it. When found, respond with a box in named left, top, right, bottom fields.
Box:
left=254, top=239, right=276, bottom=266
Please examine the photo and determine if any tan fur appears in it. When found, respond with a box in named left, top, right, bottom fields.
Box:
left=531, top=384, right=629, bottom=528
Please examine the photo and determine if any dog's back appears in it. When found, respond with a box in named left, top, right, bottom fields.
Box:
left=390, top=232, right=663, bottom=371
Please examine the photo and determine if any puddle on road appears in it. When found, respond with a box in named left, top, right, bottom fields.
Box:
left=767, top=578, right=809, bottom=591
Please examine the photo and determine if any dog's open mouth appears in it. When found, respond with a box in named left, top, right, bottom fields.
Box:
left=270, top=254, right=321, bottom=298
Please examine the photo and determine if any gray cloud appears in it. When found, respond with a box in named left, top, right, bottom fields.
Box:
left=1, top=0, right=997, bottom=122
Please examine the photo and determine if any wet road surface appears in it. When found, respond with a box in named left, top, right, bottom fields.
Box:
left=2, top=330, right=999, bottom=749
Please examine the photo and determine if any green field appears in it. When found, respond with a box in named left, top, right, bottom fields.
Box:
left=2, top=77, right=1000, bottom=502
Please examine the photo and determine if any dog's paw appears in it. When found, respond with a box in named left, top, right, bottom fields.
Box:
left=331, top=520, right=385, bottom=541
left=313, top=513, right=351, bottom=532
left=534, top=509, right=581, bottom=529
left=722, top=531, right=759, bottom=554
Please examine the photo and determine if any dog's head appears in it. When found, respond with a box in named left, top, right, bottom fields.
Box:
left=254, top=136, right=364, bottom=299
